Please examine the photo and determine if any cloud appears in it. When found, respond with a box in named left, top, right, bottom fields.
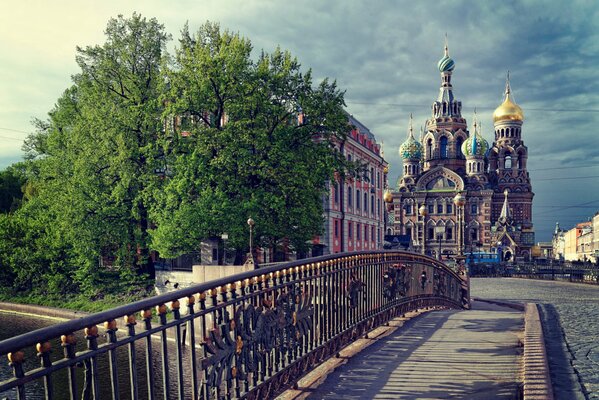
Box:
left=0, top=0, right=598, bottom=240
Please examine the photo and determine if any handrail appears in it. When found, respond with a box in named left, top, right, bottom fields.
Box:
left=0, top=250, right=467, bottom=399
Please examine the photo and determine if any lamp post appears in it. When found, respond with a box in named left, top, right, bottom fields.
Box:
left=419, top=204, right=428, bottom=255
left=435, top=226, right=445, bottom=261
left=221, top=233, right=228, bottom=265
left=246, top=217, right=255, bottom=266
left=453, top=193, right=466, bottom=257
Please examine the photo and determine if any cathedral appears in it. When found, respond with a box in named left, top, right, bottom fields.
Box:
left=385, top=44, right=535, bottom=262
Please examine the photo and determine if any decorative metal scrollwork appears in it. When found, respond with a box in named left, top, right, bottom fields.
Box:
left=201, top=319, right=237, bottom=392
left=347, top=274, right=366, bottom=308
left=383, top=264, right=410, bottom=300
left=433, top=270, right=445, bottom=296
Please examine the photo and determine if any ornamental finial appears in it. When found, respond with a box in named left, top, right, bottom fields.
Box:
left=408, top=113, right=414, bottom=138
left=444, top=33, right=449, bottom=56
left=505, top=71, right=511, bottom=96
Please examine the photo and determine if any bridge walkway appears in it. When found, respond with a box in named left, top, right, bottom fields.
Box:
left=299, top=301, right=523, bottom=399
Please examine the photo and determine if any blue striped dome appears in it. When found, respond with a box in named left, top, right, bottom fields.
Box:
left=461, top=130, right=489, bottom=157
left=399, top=135, right=423, bottom=160
left=438, top=54, right=455, bottom=72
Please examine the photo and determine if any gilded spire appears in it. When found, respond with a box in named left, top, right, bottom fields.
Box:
left=493, top=71, right=524, bottom=123
left=444, top=33, right=449, bottom=57
left=500, top=189, right=510, bottom=220
left=408, top=113, right=414, bottom=139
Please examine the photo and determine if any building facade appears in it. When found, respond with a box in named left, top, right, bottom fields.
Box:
left=316, top=115, right=388, bottom=256
left=386, top=44, right=535, bottom=261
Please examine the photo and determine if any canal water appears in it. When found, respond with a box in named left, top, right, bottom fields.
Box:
left=0, top=311, right=194, bottom=399
left=471, top=277, right=599, bottom=399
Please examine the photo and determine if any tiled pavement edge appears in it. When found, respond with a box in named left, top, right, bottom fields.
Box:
left=522, top=303, right=554, bottom=399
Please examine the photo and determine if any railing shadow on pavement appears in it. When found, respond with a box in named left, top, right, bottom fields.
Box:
left=0, top=251, right=466, bottom=400
left=305, top=306, right=521, bottom=400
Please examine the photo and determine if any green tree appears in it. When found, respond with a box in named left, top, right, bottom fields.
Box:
left=23, top=13, right=170, bottom=287
left=0, top=163, right=27, bottom=213
left=151, top=22, right=351, bottom=260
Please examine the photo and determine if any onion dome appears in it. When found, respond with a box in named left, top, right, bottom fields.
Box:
left=453, top=192, right=466, bottom=207
left=399, top=115, right=423, bottom=160
left=437, top=42, right=455, bottom=72
left=383, top=189, right=393, bottom=203
left=493, top=73, right=524, bottom=123
left=461, top=114, right=489, bottom=157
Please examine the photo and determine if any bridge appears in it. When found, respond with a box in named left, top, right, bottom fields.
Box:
left=0, top=251, right=533, bottom=400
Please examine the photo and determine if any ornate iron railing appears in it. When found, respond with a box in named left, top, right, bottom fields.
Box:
left=0, top=251, right=467, bottom=399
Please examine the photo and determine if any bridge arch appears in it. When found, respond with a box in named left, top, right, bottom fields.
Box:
left=0, top=251, right=467, bottom=399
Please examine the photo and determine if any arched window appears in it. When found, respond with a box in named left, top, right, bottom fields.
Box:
left=347, top=187, right=353, bottom=207
left=427, top=139, right=433, bottom=160
left=505, top=153, right=512, bottom=169
left=440, top=137, right=448, bottom=159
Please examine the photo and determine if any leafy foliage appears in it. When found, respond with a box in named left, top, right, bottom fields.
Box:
left=0, top=16, right=352, bottom=301
left=151, top=22, right=350, bottom=258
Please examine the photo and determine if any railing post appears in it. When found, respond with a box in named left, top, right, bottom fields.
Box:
left=36, top=341, right=53, bottom=400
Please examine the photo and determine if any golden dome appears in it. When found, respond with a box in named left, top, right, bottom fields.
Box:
left=383, top=189, right=393, bottom=203
left=493, top=73, right=524, bottom=123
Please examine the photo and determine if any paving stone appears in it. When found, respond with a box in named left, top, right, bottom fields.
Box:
left=471, top=278, right=599, bottom=399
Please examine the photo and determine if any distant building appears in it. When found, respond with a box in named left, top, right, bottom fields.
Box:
left=386, top=43, right=534, bottom=261
left=557, top=220, right=594, bottom=262
left=315, top=115, right=388, bottom=256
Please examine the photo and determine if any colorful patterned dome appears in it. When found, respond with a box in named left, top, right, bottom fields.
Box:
left=399, top=116, right=423, bottom=160
left=461, top=122, right=489, bottom=157
left=493, top=74, right=524, bottom=123
left=438, top=43, right=455, bottom=72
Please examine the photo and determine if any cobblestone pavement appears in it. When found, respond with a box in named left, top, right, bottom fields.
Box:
left=472, top=277, right=599, bottom=399
left=307, top=302, right=522, bottom=399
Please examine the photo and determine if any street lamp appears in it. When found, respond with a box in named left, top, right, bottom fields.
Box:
left=221, top=233, right=229, bottom=265
left=419, top=204, right=428, bottom=255
left=453, top=193, right=466, bottom=257
left=435, top=226, right=445, bottom=261
left=247, top=217, right=255, bottom=266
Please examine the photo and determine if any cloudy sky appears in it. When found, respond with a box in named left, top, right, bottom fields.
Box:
left=1, top=0, right=598, bottom=241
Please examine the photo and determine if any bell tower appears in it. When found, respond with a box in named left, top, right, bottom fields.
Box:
left=423, top=39, right=468, bottom=174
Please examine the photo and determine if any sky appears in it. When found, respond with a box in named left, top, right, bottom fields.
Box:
left=1, top=0, right=598, bottom=242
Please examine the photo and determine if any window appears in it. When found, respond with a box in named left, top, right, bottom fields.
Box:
left=356, top=190, right=361, bottom=210
left=334, top=183, right=339, bottom=204
left=428, top=227, right=435, bottom=239
left=440, top=136, right=448, bottom=159
left=446, top=204, right=453, bottom=214
left=405, top=204, right=412, bottom=215
left=348, top=187, right=353, bottom=207
left=471, top=204, right=478, bottom=215
left=406, top=227, right=412, bottom=239
left=371, top=227, right=375, bottom=242
left=364, top=225, right=369, bottom=241
left=446, top=227, right=453, bottom=240
left=377, top=172, right=381, bottom=188
left=371, top=195, right=374, bottom=215
left=377, top=199, right=381, bottom=218
left=364, top=193, right=368, bottom=213
left=505, top=153, right=512, bottom=169
left=428, top=204, right=434, bottom=214
left=427, top=139, right=433, bottom=160
left=348, top=222, right=353, bottom=238
left=437, top=204, right=443, bottom=214
left=471, top=228, right=478, bottom=241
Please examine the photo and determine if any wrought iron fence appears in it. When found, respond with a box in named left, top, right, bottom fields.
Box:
left=0, top=251, right=467, bottom=400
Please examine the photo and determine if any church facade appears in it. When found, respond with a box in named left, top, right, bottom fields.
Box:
left=385, top=44, right=535, bottom=262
